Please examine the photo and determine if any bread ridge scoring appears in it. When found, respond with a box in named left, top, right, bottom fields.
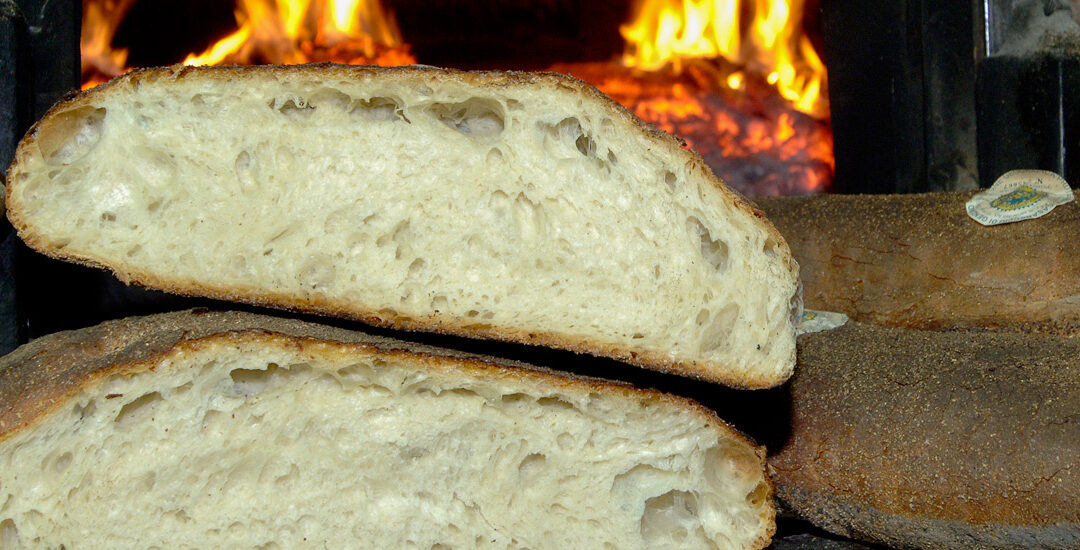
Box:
left=0, top=309, right=775, bottom=549
left=6, top=63, right=800, bottom=388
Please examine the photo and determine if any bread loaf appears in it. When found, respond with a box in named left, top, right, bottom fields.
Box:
left=4, top=64, right=801, bottom=388
left=770, top=321, right=1080, bottom=549
left=0, top=309, right=775, bottom=549
left=755, top=191, right=1080, bottom=335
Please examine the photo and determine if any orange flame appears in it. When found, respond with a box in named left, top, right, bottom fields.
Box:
left=81, top=0, right=414, bottom=89
left=621, top=0, right=827, bottom=118
left=183, top=0, right=414, bottom=67
left=80, top=0, right=137, bottom=89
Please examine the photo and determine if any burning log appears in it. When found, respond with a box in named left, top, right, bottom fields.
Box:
left=755, top=191, right=1080, bottom=335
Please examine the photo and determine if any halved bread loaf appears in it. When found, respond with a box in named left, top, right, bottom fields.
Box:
left=0, top=309, right=775, bottom=549
left=4, top=64, right=800, bottom=388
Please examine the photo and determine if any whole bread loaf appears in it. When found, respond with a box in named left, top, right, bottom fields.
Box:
left=770, top=321, right=1080, bottom=549
left=4, top=64, right=800, bottom=388
left=755, top=191, right=1080, bottom=335
left=0, top=309, right=775, bottom=549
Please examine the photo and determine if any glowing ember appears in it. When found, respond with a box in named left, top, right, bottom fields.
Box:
left=556, top=61, right=831, bottom=195
left=621, top=0, right=828, bottom=118
left=578, top=0, right=834, bottom=194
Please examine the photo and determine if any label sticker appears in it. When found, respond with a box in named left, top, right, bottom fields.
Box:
left=966, top=170, right=1074, bottom=226
left=797, top=309, right=848, bottom=335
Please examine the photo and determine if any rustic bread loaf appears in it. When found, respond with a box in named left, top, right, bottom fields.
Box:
left=755, top=191, right=1080, bottom=335
left=5, top=64, right=800, bottom=388
left=0, top=309, right=775, bottom=549
left=770, top=321, right=1080, bottom=549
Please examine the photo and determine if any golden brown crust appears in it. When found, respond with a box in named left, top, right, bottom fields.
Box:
left=0, top=308, right=775, bottom=548
left=4, top=63, right=796, bottom=389
left=769, top=321, right=1080, bottom=549
left=755, top=191, right=1080, bottom=335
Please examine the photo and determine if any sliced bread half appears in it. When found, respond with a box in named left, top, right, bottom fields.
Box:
left=0, top=309, right=775, bottom=549
left=5, top=64, right=800, bottom=387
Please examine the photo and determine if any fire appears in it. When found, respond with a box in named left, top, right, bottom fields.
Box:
left=182, top=0, right=414, bottom=67
left=80, top=0, right=414, bottom=89
left=621, top=0, right=827, bottom=118
left=80, top=0, right=137, bottom=89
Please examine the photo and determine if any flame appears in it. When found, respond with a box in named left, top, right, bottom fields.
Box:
left=81, top=0, right=413, bottom=89
left=183, top=0, right=414, bottom=67
left=621, top=0, right=827, bottom=118
left=80, top=0, right=137, bottom=89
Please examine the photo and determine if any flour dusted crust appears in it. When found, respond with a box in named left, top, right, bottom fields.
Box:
left=0, top=309, right=775, bottom=549
left=771, top=321, right=1080, bottom=549
left=5, top=64, right=800, bottom=388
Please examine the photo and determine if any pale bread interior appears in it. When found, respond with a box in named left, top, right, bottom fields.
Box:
left=7, top=66, right=799, bottom=386
left=0, top=334, right=772, bottom=549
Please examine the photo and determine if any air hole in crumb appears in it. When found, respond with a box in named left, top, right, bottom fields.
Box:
left=352, top=96, right=408, bottom=123
left=518, top=453, right=546, bottom=481
left=230, top=363, right=316, bottom=397
left=38, top=106, right=107, bottom=166
left=407, top=258, right=425, bottom=278
left=695, top=309, right=710, bottom=327
left=556, top=433, right=574, bottom=450
left=235, top=150, right=255, bottom=189
left=100, top=212, right=116, bottom=222
left=688, top=217, right=730, bottom=272
left=191, top=93, right=219, bottom=106
left=298, top=254, right=334, bottom=289
left=542, top=117, right=604, bottom=160
left=114, top=392, right=163, bottom=427
left=73, top=399, right=97, bottom=419
left=431, top=295, right=448, bottom=311
left=52, top=452, right=72, bottom=474
left=664, top=171, right=678, bottom=191
left=308, top=88, right=352, bottom=111
left=537, top=396, right=576, bottom=411
left=700, top=304, right=739, bottom=353
left=501, top=393, right=529, bottom=405
left=0, top=519, right=19, bottom=547
left=763, top=236, right=779, bottom=257
left=746, top=481, right=770, bottom=507
left=575, top=133, right=597, bottom=157
left=640, top=490, right=705, bottom=546
left=274, top=97, right=315, bottom=120
left=427, top=98, right=505, bottom=139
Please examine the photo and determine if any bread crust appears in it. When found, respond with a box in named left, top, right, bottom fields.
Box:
left=755, top=191, right=1080, bottom=335
left=770, top=321, right=1080, bottom=549
left=0, top=308, right=776, bottom=548
left=5, top=64, right=798, bottom=389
